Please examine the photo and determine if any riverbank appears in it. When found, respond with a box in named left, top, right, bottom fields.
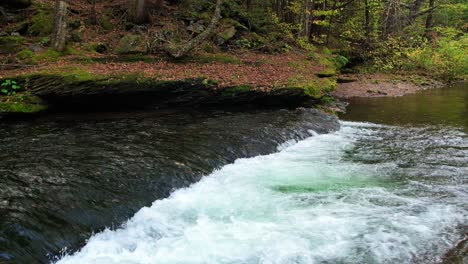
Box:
left=0, top=51, right=340, bottom=114
left=332, top=73, right=444, bottom=98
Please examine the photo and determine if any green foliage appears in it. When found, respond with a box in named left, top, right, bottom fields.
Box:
left=406, top=33, right=468, bottom=80
left=333, top=55, right=349, bottom=69
left=38, top=37, right=50, bottom=45
left=0, top=80, right=21, bottom=96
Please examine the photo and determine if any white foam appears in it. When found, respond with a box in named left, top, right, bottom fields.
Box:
left=56, top=123, right=467, bottom=264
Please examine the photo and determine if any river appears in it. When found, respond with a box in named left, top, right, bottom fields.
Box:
left=0, top=82, right=467, bottom=263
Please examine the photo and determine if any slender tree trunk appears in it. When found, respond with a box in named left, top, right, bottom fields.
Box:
left=90, top=0, right=97, bottom=25
left=425, top=0, right=434, bottom=38
left=130, top=0, right=149, bottom=24
left=364, top=0, right=371, bottom=39
left=52, top=0, right=68, bottom=52
left=166, top=0, right=223, bottom=58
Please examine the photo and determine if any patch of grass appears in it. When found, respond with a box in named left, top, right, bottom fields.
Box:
left=32, top=48, right=61, bottom=63
left=17, top=49, right=34, bottom=60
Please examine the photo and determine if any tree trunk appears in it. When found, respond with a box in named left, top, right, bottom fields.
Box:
left=90, top=0, right=97, bottom=25
left=52, top=0, right=68, bottom=52
left=408, top=0, right=425, bottom=24
left=130, top=0, right=149, bottom=24
left=425, top=0, right=434, bottom=38
left=166, top=0, right=223, bottom=59
left=364, top=0, right=371, bottom=39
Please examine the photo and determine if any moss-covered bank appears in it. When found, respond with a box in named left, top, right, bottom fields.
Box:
left=0, top=72, right=332, bottom=115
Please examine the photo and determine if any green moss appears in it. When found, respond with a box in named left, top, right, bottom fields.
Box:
left=316, top=69, right=337, bottom=78
left=221, top=85, right=253, bottom=96
left=115, top=34, right=141, bottom=54
left=29, top=8, right=54, bottom=36
left=0, top=102, right=48, bottom=113
left=288, top=77, right=336, bottom=99
left=0, top=93, right=48, bottom=113
left=99, top=16, right=114, bottom=32
left=17, top=49, right=34, bottom=60
left=32, top=48, right=61, bottom=63
left=0, top=36, right=25, bottom=54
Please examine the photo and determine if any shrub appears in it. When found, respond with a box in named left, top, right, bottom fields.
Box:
left=1, top=80, right=21, bottom=96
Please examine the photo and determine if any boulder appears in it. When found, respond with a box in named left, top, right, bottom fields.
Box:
left=115, top=34, right=141, bottom=54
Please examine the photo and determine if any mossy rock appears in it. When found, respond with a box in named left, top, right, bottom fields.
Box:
left=216, top=26, right=236, bottom=45
left=115, top=34, right=141, bottom=54
left=0, top=36, right=25, bottom=54
left=29, top=8, right=54, bottom=36
left=99, top=16, right=114, bottom=32
left=0, top=94, right=48, bottom=113
left=316, top=70, right=337, bottom=78
left=17, top=49, right=34, bottom=60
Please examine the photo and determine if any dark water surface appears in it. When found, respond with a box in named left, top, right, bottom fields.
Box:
left=0, top=82, right=467, bottom=264
left=0, top=108, right=337, bottom=263
left=341, top=82, right=468, bottom=130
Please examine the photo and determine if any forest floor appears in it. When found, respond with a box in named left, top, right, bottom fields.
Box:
left=0, top=51, right=328, bottom=91
left=332, top=73, right=444, bottom=98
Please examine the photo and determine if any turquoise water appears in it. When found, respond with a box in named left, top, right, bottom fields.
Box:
left=56, top=121, right=468, bottom=264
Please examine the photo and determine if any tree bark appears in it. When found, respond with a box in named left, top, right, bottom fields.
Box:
left=364, top=0, right=371, bottom=39
left=166, top=0, right=223, bottom=59
left=425, top=0, right=434, bottom=38
left=129, top=0, right=149, bottom=24
left=408, top=0, right=425, bottom=24
left=52, top=0, right=68, bottom=52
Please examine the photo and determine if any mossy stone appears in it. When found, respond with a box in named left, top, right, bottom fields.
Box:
left=17, top=49, right=34, bottom=60
left=115, top=34, right=141, bottom=54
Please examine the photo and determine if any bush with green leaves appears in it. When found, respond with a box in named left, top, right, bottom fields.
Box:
left=1, top=80, right=21, bottom=96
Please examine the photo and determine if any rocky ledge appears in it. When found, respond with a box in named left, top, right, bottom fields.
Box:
left=0, top=72, right=332, bottom=117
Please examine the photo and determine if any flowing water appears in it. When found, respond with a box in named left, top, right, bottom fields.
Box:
left=1, top=83, right=467, bottom=263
